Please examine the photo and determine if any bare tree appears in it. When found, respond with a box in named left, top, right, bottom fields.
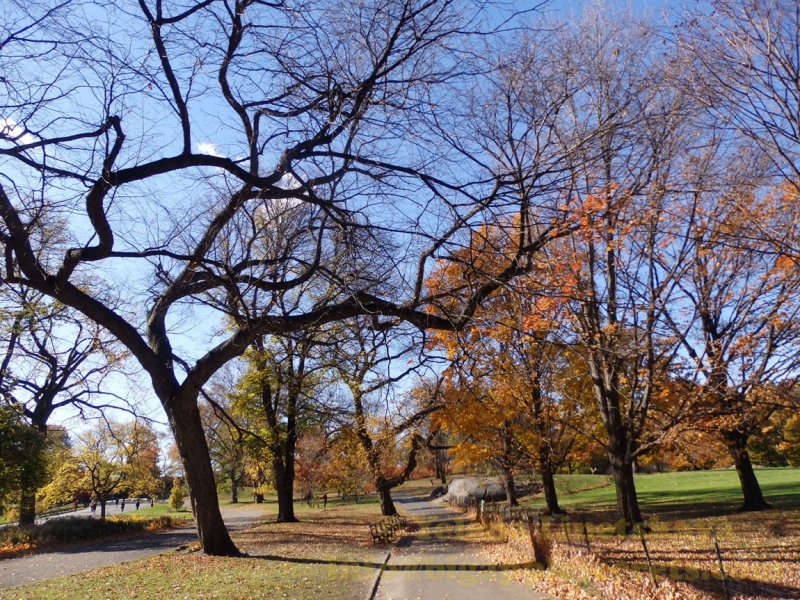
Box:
left=1, top=0, right=574, bottom=555
left=662, top=153, right=800, bottom=511
left=330, top=317, right=438, bottom=516
left=677, top=0, right=800, bottom=187
left=0, top=286, right=127, bottom=523
left=541, top=7, right=700, bottom=530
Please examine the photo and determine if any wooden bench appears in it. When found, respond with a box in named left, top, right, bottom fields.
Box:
left=369, top=522, right=393, bottom=544
left=368, top=514, right=408, bottom=544
left=382, top=514, right=406, bottom=533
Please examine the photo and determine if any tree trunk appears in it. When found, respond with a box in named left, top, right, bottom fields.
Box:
left=100, top=498, right=106, bottom=519
left=230, top=472, right=238, bottom=503
left=541, top=470, right=563, bottom=516
left=18, top=487, right=36, bottom=525
left=170, top=398, right=240, bottom=556
left=608, top=451, right=642, bottom=532
left=435, top=461, right=447, bottom=485
left=503, top=467, right=518, bottom=507
left=538, top=438, right=563, bottom=515
left=273, top=455, right=297, bottom=522
left=17, top=423, right=47, bottom=525
left=255, top=467, right=264, bottom=503
left=377, top=480, right=397, bottom=516
left=260, top=376, right=298, bottom=523
left=726, top=431, right=771, bottom=511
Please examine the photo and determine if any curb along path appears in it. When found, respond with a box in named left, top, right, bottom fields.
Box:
left=372, top=494, right=556, bottom=600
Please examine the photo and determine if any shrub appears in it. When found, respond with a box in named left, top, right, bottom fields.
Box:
left=0, top=515, right=176, bottom=557
left=169, top=478, right=186, bottom=512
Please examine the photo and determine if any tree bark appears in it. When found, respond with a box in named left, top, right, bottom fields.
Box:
left=377, top=479, right=397, bottom=516
left=259, top=371, right=299, bottom=523
left=100, top=497, right=107, bottom=519
left=273, top=455, right=298, bottom=522
left=255, top=467, right=264, bottom=503
left=229, top=472, right=239, bottom=503
left=435, top=461, right=447, bottom=485
left=541, top=470, right=562, bottom=516
left=537, top=435, right=563, bottom=515
left=726, top=430, right=771, bottom=511
left=18, top=488, right=36, bottom=525
left=608, top=451, right=642, bottom=532
left=170, top=398, right=241, bottom=556
left=503, top=467, right=518, bottom=507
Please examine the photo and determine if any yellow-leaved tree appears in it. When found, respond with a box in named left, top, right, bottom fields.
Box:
left=41, top=421, right=162, bottom=519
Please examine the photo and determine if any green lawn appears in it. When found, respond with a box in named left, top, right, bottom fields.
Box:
left=0, top=497, right=385, bottom=600
left=520, top=468, right=800, bottom=517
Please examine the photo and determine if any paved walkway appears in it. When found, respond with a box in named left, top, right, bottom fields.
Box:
left=0, top=505, right=266, bottom=589
left=374, top=494, right=555, bottom=600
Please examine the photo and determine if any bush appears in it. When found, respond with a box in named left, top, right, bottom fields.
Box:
left=169, top=478, right=186, bottom=512
left=2, top=507, right=19, bottom=523
left=0, top=515, right=176, bottom=557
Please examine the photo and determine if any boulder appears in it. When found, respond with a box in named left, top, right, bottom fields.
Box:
left=443, top=477, right=508, bottom=503
left=429, top=485, right=447, bottom=500
left=442, top=477, right=541, bottom=504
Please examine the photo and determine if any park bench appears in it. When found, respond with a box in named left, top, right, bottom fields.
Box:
left=383, top=514, right=407, bottom=532
left=369, top=521, right=394, bottom=544
left=368, top=514, right=408, bottom=544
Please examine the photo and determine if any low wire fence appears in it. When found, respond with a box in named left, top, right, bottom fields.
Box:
left=444, top=497, right=799, bottom=599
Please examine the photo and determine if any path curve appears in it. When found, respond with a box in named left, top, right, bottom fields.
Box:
left=0, top=505, right=266, bottom=589
left=374, top=493, right=556, bottom=600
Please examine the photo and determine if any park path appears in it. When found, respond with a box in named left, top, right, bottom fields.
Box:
left=0, top=504, right=266, bottom=589
left=374, top=494, right=556, bottom=600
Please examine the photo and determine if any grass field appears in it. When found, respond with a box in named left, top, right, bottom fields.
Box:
left=517, top=468, right=800, bottom=518
left=0, top=494, right=385, bottom=600
left=473, top=468, right=800, bottom=600
left=2, top=471, right=799, bottom=600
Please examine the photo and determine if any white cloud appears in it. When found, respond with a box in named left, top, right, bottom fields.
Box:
left=277, top=173, right=302, bottom=191
left=0, top=118, right=37, bottom=147
left=196, top=142, right=221, bottom=157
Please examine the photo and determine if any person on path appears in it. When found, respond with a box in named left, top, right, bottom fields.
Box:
left=322, top=493, right=328, bottom=508
left=90, top=498, right=97, bottom=514
left=120, top=499, right=125, bottom=512
left=135, top=499, right=140, bottom=510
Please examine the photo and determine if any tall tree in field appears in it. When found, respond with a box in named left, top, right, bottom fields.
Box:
left=1, top=0, right=575, bottom=554
left=0, top=286, right=126, bottom=523
left=543, top=7, right=700, bottom=529
left=664, top=180, right=800, bottom=510
left=330, top=318, right=438, bottom=516
left=323, top=428, right=372, bottom=501
left=228, top=330, right=327, bottom=522
left=427, top=227, right=578, bottom=512
left=0, top=404, right=48, bottom=516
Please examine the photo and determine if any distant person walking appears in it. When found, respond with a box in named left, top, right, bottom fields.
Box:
left=120, top=499, right=125, bottom=512
left=90, top=498, right=97, bottom=514
left=322, top=493, right=328, bottom=508
left=135, top=499, right=140, bottom=510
